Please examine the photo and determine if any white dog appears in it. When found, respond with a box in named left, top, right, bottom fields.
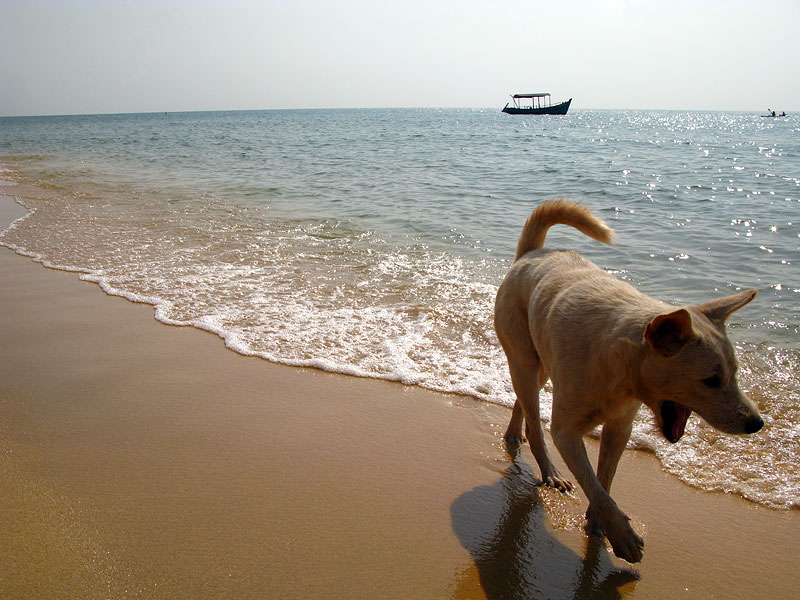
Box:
left=494, top=199, right=763, bottom=563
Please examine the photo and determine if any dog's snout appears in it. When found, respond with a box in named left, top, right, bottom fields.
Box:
left=744, top=416, right=764, bottom=434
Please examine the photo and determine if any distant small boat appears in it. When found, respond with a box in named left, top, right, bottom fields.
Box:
left=502, top=93, right=572, bottom=115
left=761, top=109, right=787, bottom=118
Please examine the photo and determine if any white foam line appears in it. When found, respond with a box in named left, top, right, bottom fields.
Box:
left=2, top=198, right=794, bottom=510
left=0, top=196, right=33, bottom=234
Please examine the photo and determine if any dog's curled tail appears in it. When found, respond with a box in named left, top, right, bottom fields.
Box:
left=514, top=199, right=616, bottom=261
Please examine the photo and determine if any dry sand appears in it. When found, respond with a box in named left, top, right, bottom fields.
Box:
left=1, top=194, right=798, bottom=599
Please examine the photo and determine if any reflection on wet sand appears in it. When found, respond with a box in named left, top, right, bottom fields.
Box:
left=451, top=458, right=639, bottom=600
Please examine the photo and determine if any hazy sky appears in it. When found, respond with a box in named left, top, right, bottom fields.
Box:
left=1, top=0, right=797, bottom=116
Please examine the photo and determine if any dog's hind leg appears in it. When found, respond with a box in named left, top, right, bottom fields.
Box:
left=504, top=366, right=550, bottom=446
left=496, top=299, right=571, bottom=490
left=505, top=358, right=573, bottom=492
left=497, top=305, right=535, bottom=446
left=504, top=400, right=525, bottom=446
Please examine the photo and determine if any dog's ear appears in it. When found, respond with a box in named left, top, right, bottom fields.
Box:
left=697, top=289, right=757, bottom=324
left=644, top=309, right=695, bottom=356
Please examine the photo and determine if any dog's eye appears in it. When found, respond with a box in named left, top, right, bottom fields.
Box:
left=701, top=375, right=721, bottom=388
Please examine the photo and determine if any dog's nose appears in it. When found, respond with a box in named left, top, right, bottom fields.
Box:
left=744, top=416, right=764, bottom=434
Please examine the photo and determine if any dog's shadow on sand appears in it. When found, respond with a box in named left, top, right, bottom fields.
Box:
left=450, top=457, right=639, bottom=600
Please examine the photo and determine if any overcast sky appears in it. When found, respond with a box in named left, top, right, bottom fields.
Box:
left=1, top=0, right=797, bottom=116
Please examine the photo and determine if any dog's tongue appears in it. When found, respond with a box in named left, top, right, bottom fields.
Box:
left=672, top=403, right=692, bottom=441
left=662, top=401, right=692, bottom=443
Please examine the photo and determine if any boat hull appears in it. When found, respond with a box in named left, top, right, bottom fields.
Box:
left=502, top=98, right=572, bottom=115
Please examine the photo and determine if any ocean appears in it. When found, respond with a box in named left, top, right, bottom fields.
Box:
left=1, top=108, right=797, bottom=510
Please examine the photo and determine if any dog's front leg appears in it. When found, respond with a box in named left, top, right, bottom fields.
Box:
left=551, top=423, right=644, bottom=563
left=586, top=418, right=635, bottom=537
left=505, top=360, right=572, bottom=491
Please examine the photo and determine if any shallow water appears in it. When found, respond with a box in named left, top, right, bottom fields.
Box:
left=1, top=108, right=798, bottom=508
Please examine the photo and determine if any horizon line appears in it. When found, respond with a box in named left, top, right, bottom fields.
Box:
left=0, top=106, right=793, bottom=119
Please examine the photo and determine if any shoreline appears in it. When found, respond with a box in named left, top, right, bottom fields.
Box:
left=1, top=192, right=798, bottom=599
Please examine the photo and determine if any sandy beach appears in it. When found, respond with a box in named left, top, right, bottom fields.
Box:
left=1, top=193, right=798, bottom=599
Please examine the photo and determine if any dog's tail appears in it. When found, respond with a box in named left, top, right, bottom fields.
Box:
left=514, top=199, right=616, bottom=261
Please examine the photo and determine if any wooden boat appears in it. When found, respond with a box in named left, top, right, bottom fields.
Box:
left=502, top=93, right=572, bottom=115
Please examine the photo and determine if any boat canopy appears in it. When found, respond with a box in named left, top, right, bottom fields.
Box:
left=512, top=93, right=551, bottom=98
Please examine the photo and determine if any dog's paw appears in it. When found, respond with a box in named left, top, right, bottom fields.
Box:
left=611, top=531, right=644, bottom=564
left=503, top=432, right=526, bottom=448
left=543, top=470, right=574, bottom=493
left=605, top=513, right=644, bottom=564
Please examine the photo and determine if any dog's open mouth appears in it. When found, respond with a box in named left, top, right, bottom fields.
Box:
left=661, top=401, right=692, bottom=443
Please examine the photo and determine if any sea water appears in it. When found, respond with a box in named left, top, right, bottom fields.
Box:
left=1, top=108, right=797, bottom=509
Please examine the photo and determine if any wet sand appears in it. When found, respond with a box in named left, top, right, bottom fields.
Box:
left=1, top=193, right=798, bottom=599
